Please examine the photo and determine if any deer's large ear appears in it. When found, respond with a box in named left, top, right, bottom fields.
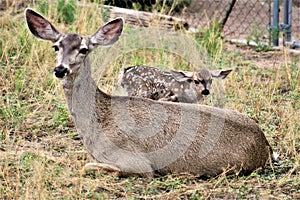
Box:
left=89, top=18, right=124, bottom=49
left=211, top=69, right=232, bottom=79
left=170, top=70, right=194, bottom=82
left=25, top=8, right=61, bottom=42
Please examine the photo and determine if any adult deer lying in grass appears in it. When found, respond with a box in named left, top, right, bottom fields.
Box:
left=120, top=65, right=232, bottom=103
left=25, top=8, right=274, bottom=178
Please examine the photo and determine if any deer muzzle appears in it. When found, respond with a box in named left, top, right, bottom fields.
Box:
left=201, top=89, right=210, bottom=96
left=54, top=65, right=69, bottom=78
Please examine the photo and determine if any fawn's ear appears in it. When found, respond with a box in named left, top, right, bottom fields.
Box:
left=89, top=18, right=124, bottom=49
left=25, top=8, right=61, bottom=42
left=170, top=70, right=194, bottom=82
left=211, top=69, right=232, bottom=79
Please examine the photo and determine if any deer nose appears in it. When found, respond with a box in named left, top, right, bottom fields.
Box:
left=54, top=65, right=68, bottom=78
left=201, top=89, right=210, bottom=96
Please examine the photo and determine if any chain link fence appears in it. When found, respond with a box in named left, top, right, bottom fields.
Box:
left=181, top=0, right=300, bottom=46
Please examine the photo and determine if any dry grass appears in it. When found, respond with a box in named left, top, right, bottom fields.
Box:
left=0, top=2, right=299, bottom=199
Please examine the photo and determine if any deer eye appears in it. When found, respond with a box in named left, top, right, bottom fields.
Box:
left=79, top=48, right=88, bottom=55
left=52, top=45, right=59, bottom=52
left=194, top=80, right=200, bottom=85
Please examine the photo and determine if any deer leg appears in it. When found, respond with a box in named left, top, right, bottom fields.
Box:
left=158, top=96, right=177, bottom=102
left=84, top=160, right=155, bottom=178
left=84, top=162, right=121, bottom=172
left=158, top=91, right=178, bottom=102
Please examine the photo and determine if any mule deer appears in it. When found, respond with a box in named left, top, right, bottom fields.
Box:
left=25, top=8, right=273, bottom=178
left=120, top=65, right=232, bottom=103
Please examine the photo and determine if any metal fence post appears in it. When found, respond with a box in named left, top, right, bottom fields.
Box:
left=282, top=0, right=300, bottom=48
left=283, top=0, right=292, bottom=43
left=220, top=0, right=236, bottom=31
left=272, top=0, right=280, bottom=46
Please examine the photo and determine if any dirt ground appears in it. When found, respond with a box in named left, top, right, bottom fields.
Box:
left=227, top=41, right=299, bottom=66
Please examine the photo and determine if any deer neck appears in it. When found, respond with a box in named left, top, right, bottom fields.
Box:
left=60, top=57, right=112, bottom=151
left=61, top=57, right=109, bottom=115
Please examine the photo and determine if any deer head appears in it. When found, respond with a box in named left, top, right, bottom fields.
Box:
left=169, top=68, right=232, bottom=97
left=25, top=8, right=123, bottom=80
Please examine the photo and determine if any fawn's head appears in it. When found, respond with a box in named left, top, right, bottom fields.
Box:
left=170, top=69, right=232, bottom=96
left=25, top=8, right=123, bottom=80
